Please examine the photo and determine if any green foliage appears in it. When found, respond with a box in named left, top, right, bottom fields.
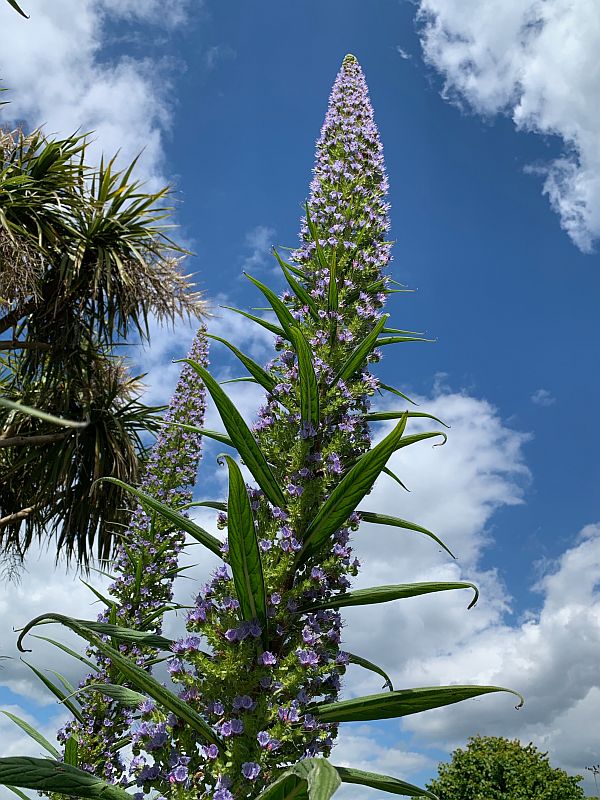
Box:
left=425, top=735, right=586, bottom=800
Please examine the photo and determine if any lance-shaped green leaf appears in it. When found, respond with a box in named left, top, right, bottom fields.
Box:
left=81, top=683, right=148, bottom=708
left=160, top=421, right=234, bottom=448
left=365, top=411, right=449, bottom=428
left=377, top=336, right=433, bottom=345
left=395, top=431, right=447, bottom=451
left=223, top=455, right=267, bottom=635
left=30, top=635, right=98, bottom=672
left=17, top=614, right=222, bottom=749
left=298, top=582, right=478, bottom=613
left=220, top=377, right=258, bottom=385
left=331, top=314, right=389, bottom=386
left=381, top=466, right=410, bottom=492
left=21, top=661, right=84, bottom=723
left=221, top=305, right=285, bottom=337
left=6, top=1, right=29, bottom=18
left=63, top=737, right=78, bottom=768
left=180, top=361, right=286, bottom=508
left=207, top=334, right=277, bottom=394
left=244, top=273, right=296, bottom=339
left=359, top=511, right=455, bottom=558
left=182, top=500, right=228, bottom=512
left=305, top=203, right=330, bottom=272
left=256, top=757, right=341, bottom=800
left=100, top=477, right=223, bottom=558
left=0, top=757, right=132, bottom=800
left=0, top=711, right=60, bottom=759
left=0, top=398, right=87, bottom=428
left=47, top=619, right=174, bottom=650
left=290, top=326, right=320, bottom=430
left=6, top=785, right=30, bottom=800
left=327, top=252, right=338, bottom=313
left=297, top=415, right=407, bottom=566
left=378, top=382, right=418, bottom=406
left=345, top=653, right=393, bottom=691
left=80, top=580, right=119, bottom=612
left=333, top=766, right=437, bottom=799
left=273, top=248, right=319, bottom=320
left=310, top=685, right=524, bottom=723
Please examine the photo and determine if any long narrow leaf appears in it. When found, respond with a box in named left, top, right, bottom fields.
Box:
left=345, top=653, right=393, bottom=691
left=0, top=757, right=132, bottom=800
left=298, top=582, right=478, bottom=613
left=6, top=786, right=31, bottom=800
left=160, top=421, right=234, bottom=448
left=223, top=455, right=267, bottom=635
left=256, top=757, right=341, bottom=800
left=6, top=0, right=29, bottom=18
left=207, top=334, right=277, bottom=394
left=395, top=431, right=447, bottom=451
left=82, top=683, right=148, bottom=708
left=273, top=249, right=319, bottom=320
left=180, top=361, right=286, bottom=508
left=0, top=398, right=87, bottom=429
left=17, top=615, right=222, bottom=749
left=331, top=314, right=389, bottom=385
left=381, top=466, right=410, bottom=492
left=30, top=635, right=98, bottom=672
left=365, top=411, right=449, bottom=428
left=21, top=661, right=84, bottom=723
left=63, top=737, right=78, bottom=768
left=100, top=477, right=223, bottom=558
left=53, top=618, right=173, bottom=650
left=220, top=305, right=284, bottom=337
left=290, top=326, right=320, bottom=430
left=359, top=511, right=455, bottom=559
left=297, top=415, right=407, bottom=566
left=0, top=711, right=60, bottom=759
left=334, top=766, right=437, bottom=799
left=244, top=273, right=296, bottom=338
left=311, top=685, right=524, bottom=723
left=379, top=382, right=418, bottom=406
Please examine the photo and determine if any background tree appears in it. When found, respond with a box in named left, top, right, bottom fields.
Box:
left=425, top=735, right=586, bottom=800
left=0, top=124, right=206, bottom=567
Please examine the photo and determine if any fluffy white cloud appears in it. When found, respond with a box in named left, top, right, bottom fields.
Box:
left=241, top=225, right=277, bottom=272
left=417, top=0, right=600, bottom=252
left=0, top=0, right=193, bottom=188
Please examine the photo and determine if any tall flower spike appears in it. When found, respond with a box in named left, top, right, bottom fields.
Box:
left=58, top=327, right=210, bottom=783
left=130, top=54, right=398, bottom=797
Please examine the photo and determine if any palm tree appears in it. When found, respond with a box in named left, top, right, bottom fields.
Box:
left=0, top=125, right=206, bottom=568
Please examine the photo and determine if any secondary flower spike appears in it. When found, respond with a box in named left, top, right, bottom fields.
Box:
left=58, top=327, right=210, bottom=782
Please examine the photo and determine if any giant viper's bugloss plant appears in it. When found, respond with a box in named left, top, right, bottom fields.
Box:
left=0, top=55, right=522, bottom=800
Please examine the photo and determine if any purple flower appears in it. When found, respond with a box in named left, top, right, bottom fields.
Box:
left=202, top=744, right=219, bottom=760
left=259, top=651, right=277, bottom=666
left=297, top=648, right=320, bottom=667
left=168, top=765, right=188, bottom=785
left=214, top=791, right=233, bottom=800
left=242, top=762, right=261, bottom=781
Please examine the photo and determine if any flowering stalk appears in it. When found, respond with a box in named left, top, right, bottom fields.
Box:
left=57, top=327, right=209, bottom=783
left=2, top=56, right=522, bottom=800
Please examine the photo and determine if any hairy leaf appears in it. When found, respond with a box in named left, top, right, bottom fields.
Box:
left=223, top=455, right=267, bottom=635
left=311, top=685, right=524, bottom=723
left=220, top=305, right=284, bottom=337
left=256, top=757, right=341, bottom=800
left=365, top=410, right=449, bottom=428
left=359, top=511, right=455, bottom=559
left=334, top=766, right=437, bottom=798
left=290, top=326, right=320, bottom=430
left=82, top=683, right=148, bottom=708
left=0, top=757, right=131, bottom=800
left=331, top=314, right=389, bottom=385
left=207, top=334, right=277, bottom=394
left=0, top=711, right=60, bottom=759
left=21, top=660, right=84, bottom=723
left=181, top=361, right=286, bottom=508
left=244, top=273, right=296, bottom=338
left=273, top=249, right=319, bottom=320
left=298, top=582, right=478, bottom=613
left=63, top=737, right=78, bottom=768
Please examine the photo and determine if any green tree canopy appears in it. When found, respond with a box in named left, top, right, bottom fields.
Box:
left=426, top=735, right=586, bottom=800
left=0, top=124, right=205, bottom=567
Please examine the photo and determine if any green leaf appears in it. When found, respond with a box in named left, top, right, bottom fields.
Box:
left=160, top=421, right=234, bottom=448
left=206, top=334, right=277, bottom=394
left=332, top=314, right=389, bottom=385
left=311, top=685, right=524, bottom=723
left=6, top=785, right=31, bottom=800
left=290, top=326, right=320, bottom=430
left=334, top=766, right=438, bottom=799
left=345, top=653, right=394, bottom=691
left=56, top=618, right=174, bottom=650
left=298, top=582, right=478, bottom=613
left=0, top=757, right=132, bottom=800
left=82, top=683, right=148, bottom=708
left=17, top=614, right=222, bottom=749
left=377, top=336, right=433, bottom=345
left=327, top=251, right=338, bottom=313
left=182, top=500, right=228, bottom=512
left=20, top=661, right=84, bottom=723
left=220, top=305, right=285, bottom=337
left=180, top=361, right=286, bottom=508
left=273, top=249, right=319, bottom=320
left=0, top=711, right=60, bottom=759
left=394, top=431, right=447, bottom=451
left=5, top=0, right=29, bottom=18
left=100, top=477, right=223, bottom=558
left=29, top=635, right=98, bottom=672
left=381, top=466, right=410, bottom=492
left=256, top=757, right=341, bottom=800
left=63, top=737, right=78, bottom=768
left=305, top=203, right=330, bottom=273
left=222, top=455, right=267, bottom=635
left=244, top=273, right=296, bottom=339
left=359, top=511, right=456, bottom=559
left=297, top=415, right=407, bottom=566
left=79, top=580, right=119, bottom=612
left=378, top=382, right=418, bottom=406
left=365, top=411, right=449, bottom=428
left=0, top=398, right=87, bottom=428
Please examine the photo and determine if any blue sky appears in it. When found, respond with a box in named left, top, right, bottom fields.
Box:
left=1, top=1, right=599, bottom=797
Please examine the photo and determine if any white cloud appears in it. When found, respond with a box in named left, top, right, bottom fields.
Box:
left=241, top=225, right=277, bottom=272
left=0, top=0, right=193, bottom=188
left=531, top=387, right=556, bottom=406
left=204, top=44, right=237, bottom=72
left=396, top=45, right=412, bottom=61
left=417, top=0, right=600, bottom=252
